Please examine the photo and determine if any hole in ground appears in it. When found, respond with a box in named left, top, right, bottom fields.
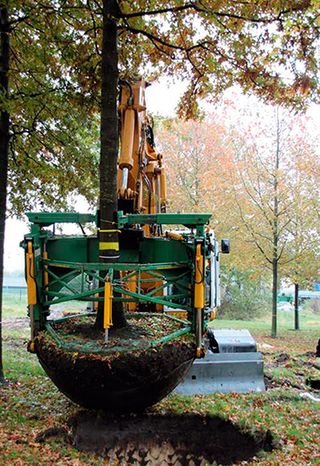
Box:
left=67, top=410, right=275, bottom=465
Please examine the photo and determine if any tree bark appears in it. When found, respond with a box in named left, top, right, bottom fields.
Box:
left=271, top=108, right=280, bottom=338
left=96, top=0, right=126, bottom=329
left=271, top=258, right=277, bottom=338
left=294, top=282, right=299, bottom=330
left=0, top=2, right=9, bottom=383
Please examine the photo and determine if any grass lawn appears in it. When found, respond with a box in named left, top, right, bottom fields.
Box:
left=1, top=291, right=319, bottom=465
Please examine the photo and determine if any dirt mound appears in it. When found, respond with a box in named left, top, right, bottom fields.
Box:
left=35, top=316, right=195, bottom=411
left=275, top=352, right=290, bottom=364
left=68, top=411, right=275, bottom=465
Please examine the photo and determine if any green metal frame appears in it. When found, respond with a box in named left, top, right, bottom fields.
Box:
left=22, top=210, right=212, bottom=348
left=117, top=211, right=211, bottom=235
left=42, top=260, right=192, bottom=310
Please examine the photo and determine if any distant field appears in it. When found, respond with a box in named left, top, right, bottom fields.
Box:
left=3, top=288, right=320, bottom=332
left=214, top=308, right=320, bottom=333
left=2, top=288, right=27, bottom=317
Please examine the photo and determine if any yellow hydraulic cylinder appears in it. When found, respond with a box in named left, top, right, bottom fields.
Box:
left=196, top=308, right=203, bottom=358
left=194, top=242, right=205, bottom=358
left=160, top=168, right=167, bottom=211
left=132, top=79, right=147, bottom=111
left=166, top=231, right=184, bottom=241
left=194, top=243, right=204, bottom=309
left=127, top=274, right=137, bottom=312
left=104, top=280, right=113, bottom=342
left=26, top=241, right=37, bottom=305
left=210, top=309, right=217, bottom=321
left=119, top=108, right=135, bottom=170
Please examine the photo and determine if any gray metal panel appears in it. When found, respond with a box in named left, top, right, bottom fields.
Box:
left=175, top=352, right=265, bottom=395
left=210, top=328, right=257, bottom=353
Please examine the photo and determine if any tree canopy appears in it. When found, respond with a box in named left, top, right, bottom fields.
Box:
left=157, top=98, right=320, bottom=335
left=5, top=0, right=320, bottom=215
left=103, top=0, right=320, bottom=115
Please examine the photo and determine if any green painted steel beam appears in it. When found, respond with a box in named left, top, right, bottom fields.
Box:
left=113, top=285, right=191, bottom=311
left=26, top=212, right=97, bottom=225
left=117, top=212, right=211, bottom=227
left=26, top=210, right=211, bottom=228
left=43, top=259, right=189, bottom=271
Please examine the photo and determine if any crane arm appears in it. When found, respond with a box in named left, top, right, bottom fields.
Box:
left=117, top=79, right=167, bottom=215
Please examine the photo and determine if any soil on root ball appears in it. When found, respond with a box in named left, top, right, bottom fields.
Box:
left=51, top=314, right=184, bottom=351
left=35, top=314, right=195, bottom=412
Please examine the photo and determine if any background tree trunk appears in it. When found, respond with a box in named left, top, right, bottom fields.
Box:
left=96, top=0, right=126, bottom=329
left=271, top=259, right=278, bottom=338
left=0, top=2, right=9, bottom=383
left=271, top=109, right=280, bottom=338
left=294, top=283, right=300, bottom=330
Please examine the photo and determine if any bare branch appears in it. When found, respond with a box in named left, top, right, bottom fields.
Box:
left=118, top=1, right=303, bottom=25
left=118, top=3, right=196, bottom=19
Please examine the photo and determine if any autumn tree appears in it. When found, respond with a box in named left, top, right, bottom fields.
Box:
left=226, top=106, right=319, bottom=336
left=156, top=112, right=272, bottom=319
left=158, top=94, right=320, bottom=335
left=157, top=118, right=231, bottom=224
left=281, top=124, right=320, bottom=330
left=284, top=234, right=318, bottom=331
left=0, top=1, right=9, bottom=383
left=8, top=1, right=100, bottom=214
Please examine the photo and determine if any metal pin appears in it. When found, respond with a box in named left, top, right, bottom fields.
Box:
left=121, top=167, right=129, bottom=189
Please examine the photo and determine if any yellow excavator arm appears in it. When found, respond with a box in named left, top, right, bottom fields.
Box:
left=117, top=79, right=167, bottom=216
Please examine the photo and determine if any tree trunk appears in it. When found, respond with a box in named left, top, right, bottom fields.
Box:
left=96, top=0, right=126, bottom=329
left=271, top=259, right=278, bottom=338
left=271, top=108, right=280, bottom=338
left=294, top=282, right=299, bottom=330
left=0, top=2, right=9, bottom=383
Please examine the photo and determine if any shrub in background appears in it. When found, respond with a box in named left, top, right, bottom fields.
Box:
left=305, top=299, right=320, bottom=315
left=218, top=268, right=271, bottom=320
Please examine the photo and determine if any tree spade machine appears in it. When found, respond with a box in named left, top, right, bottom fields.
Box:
left=21, top=79, right=264, bottom=412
